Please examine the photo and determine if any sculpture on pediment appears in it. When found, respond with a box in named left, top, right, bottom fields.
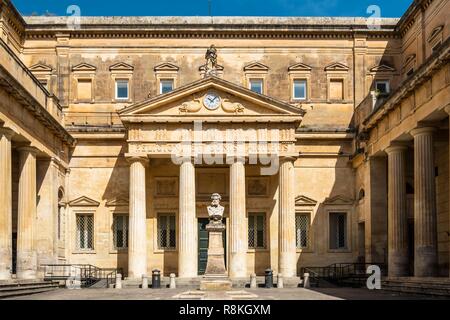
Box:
left=204, top=45, right=218, bottom=77
left=179, top=96, right=202, bottom=113
left=221, top=98, right=244, bottom=114
left=207, top=193, right=224, bottom=222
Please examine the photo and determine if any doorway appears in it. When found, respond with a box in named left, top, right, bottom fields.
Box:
left=197, top=218, right=227, bottom=275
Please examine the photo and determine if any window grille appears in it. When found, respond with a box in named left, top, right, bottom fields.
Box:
left=157, top=214, right=176, bottom=249
left=329, top=212, right=347, bottom=250
left=76, top=214, right=94, bottom=250
left=296, top=213, right=310, bottom=249
left=248, top=213, right=266, bottom=249
left=113, top=215, right=129, bottom=249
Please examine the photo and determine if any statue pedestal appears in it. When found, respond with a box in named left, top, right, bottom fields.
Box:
left=200, top=221, right=232, bottom=291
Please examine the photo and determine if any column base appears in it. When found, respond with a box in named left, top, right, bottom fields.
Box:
left=388, top=253, right=409, bottom=277
left=415, top=247, right=438, bottom=277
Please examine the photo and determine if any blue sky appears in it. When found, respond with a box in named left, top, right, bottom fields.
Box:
left=12, top=0, right=413, bottom=17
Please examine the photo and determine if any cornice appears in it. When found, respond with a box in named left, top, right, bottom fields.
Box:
left=24, top=29, right=399, bottom=40
left=396, top=0, right=435, bottom=36
left=363, top=36, right=450, bottom=130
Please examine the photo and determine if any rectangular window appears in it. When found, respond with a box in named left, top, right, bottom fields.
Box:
left=432, top=41, right=442, bottom=53
left=375, top=80, right=390, bottom=95
left=329, top=79, right=344, bottom=100
left=160, top=79, right=174, bottom=94
left=77, top=79, right=92, bottom=101
left=293, top=79, right=307, bottom=100
left=157, top=214, right=176, bottom=249
left=115, top=80, right=129, bottom=100
left=329, top=212, right=347, bottom=250
left=113, top=215, right=129, bottom=249
left=76, top=214, right=94, bottom=250
left=39, top=79, right=48, bottom=89
left=249, top=79, right=263, bottom=94
left=296, top=213, right=311, bottom=249
left=248, top=213, right=266, bottom=249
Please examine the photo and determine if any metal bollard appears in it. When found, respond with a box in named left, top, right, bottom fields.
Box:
left=277, top=273, right=284, bottom=289
left=115, top=273, right=122, bottom=289
left=250, top=273, right=257, bottom=289
left=303, top=273, right=311, bottom=288
left=152, top=269, right=161, bottom=289
left=142, top=274, right=148, bottom=289
left=169, top=273, right=176, bottom=289
left=264, top=269, right=273, bottom=288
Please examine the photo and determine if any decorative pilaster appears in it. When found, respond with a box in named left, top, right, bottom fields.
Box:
left=229, top=159, right=247, bottom=279
left=178, top=159, right=197, bottom=278
left=128, top=156, right=148, bottom=279
left=386, top=145, right=409, bottom=277
left=0, top=128, right=14, bottom=280
left=411, top=127, right=438, bottom=277
left=278, top=157, right=297, bottom=277
left=17, top=146, right=38, bottom=279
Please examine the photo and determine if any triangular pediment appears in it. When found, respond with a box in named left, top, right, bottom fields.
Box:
left=72, top=63, right=97, bottom=72
left=323, top=195, right=354, bottom=205
left=106, top=197, right=129, bottom=207
left=119, top=76, right=305, bottom=120
left=295, top=195, right=318, bottom=206
left=154, top=62, right=179, bottom=72
left=288, top=63, right=312, bottom=72
left=428, top=25, right=443, bottom=42
left=325, top=62, right=349, bottom=72
left=29, top=63, right=53, bottom=72
left=370, top=64, right=396, bottom=73
left=68, top=196, right=100, bottom=207
left=244, top=62, right=269, bottom=72
left=404, top=54, right=416, bottom=66
left=110, top=62, right=134, bottom=71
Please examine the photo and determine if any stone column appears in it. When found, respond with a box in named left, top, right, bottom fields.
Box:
left=128, top=157, right=148, bottom=279
left=17, top=146, right=38, bottom=279
left=445, top=107, right=450, bottom=277
left=0, top=128, right=13, bottom=280
left=411, top=127, right=438, bottom=277
left=278, top=157, right=297, bottom=277
left=229, top=159, right=247, bottom=279
left=178, top=159, right=197, bottom=278
left=386, top=145, right=409, bottom=277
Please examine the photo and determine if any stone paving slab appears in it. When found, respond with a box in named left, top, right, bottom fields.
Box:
left=5, top=287, right=449, bottom=300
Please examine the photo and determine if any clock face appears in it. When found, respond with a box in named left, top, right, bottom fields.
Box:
left=203, top=92, right=221, bottom=110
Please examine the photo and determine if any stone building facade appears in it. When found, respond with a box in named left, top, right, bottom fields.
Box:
left=0, top=0, right=448, bottom=280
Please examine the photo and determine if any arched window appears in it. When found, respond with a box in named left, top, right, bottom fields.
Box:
left=58, top=188, right=65, bottom=241
left=358, top=188, right=366, bottom=201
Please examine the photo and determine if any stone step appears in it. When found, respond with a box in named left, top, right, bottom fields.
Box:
left=0, top=287, right=58, bottom=299
left=0, top=283, right=59, bottom=293
left=381, top=280, right=450, bottom=297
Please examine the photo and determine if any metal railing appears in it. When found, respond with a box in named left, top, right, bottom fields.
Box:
left=300, top=262, right=387, bottom=287
left=42, top=264, right=123, bottom=288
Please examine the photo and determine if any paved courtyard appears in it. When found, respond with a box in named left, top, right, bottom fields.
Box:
left=5, top=288, right=448, bottom=300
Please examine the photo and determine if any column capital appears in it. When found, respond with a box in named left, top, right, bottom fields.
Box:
left=17, top=146, right=39, bottom=155
left=0, top=127, right=15, bottom=140
left=125, top=154, right=149, bottom=166
left=410, top=127, right=437, bottom=137
left=226, top=157, right=246, bottom=165
left=444, top=106, right=450, bottom=115
left=385, top=144, right=408, bottom=155
left=279, top=156, right=297, bottom=164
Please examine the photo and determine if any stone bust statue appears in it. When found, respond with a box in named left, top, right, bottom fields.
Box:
left=207, top=193, right=224, bottom=222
